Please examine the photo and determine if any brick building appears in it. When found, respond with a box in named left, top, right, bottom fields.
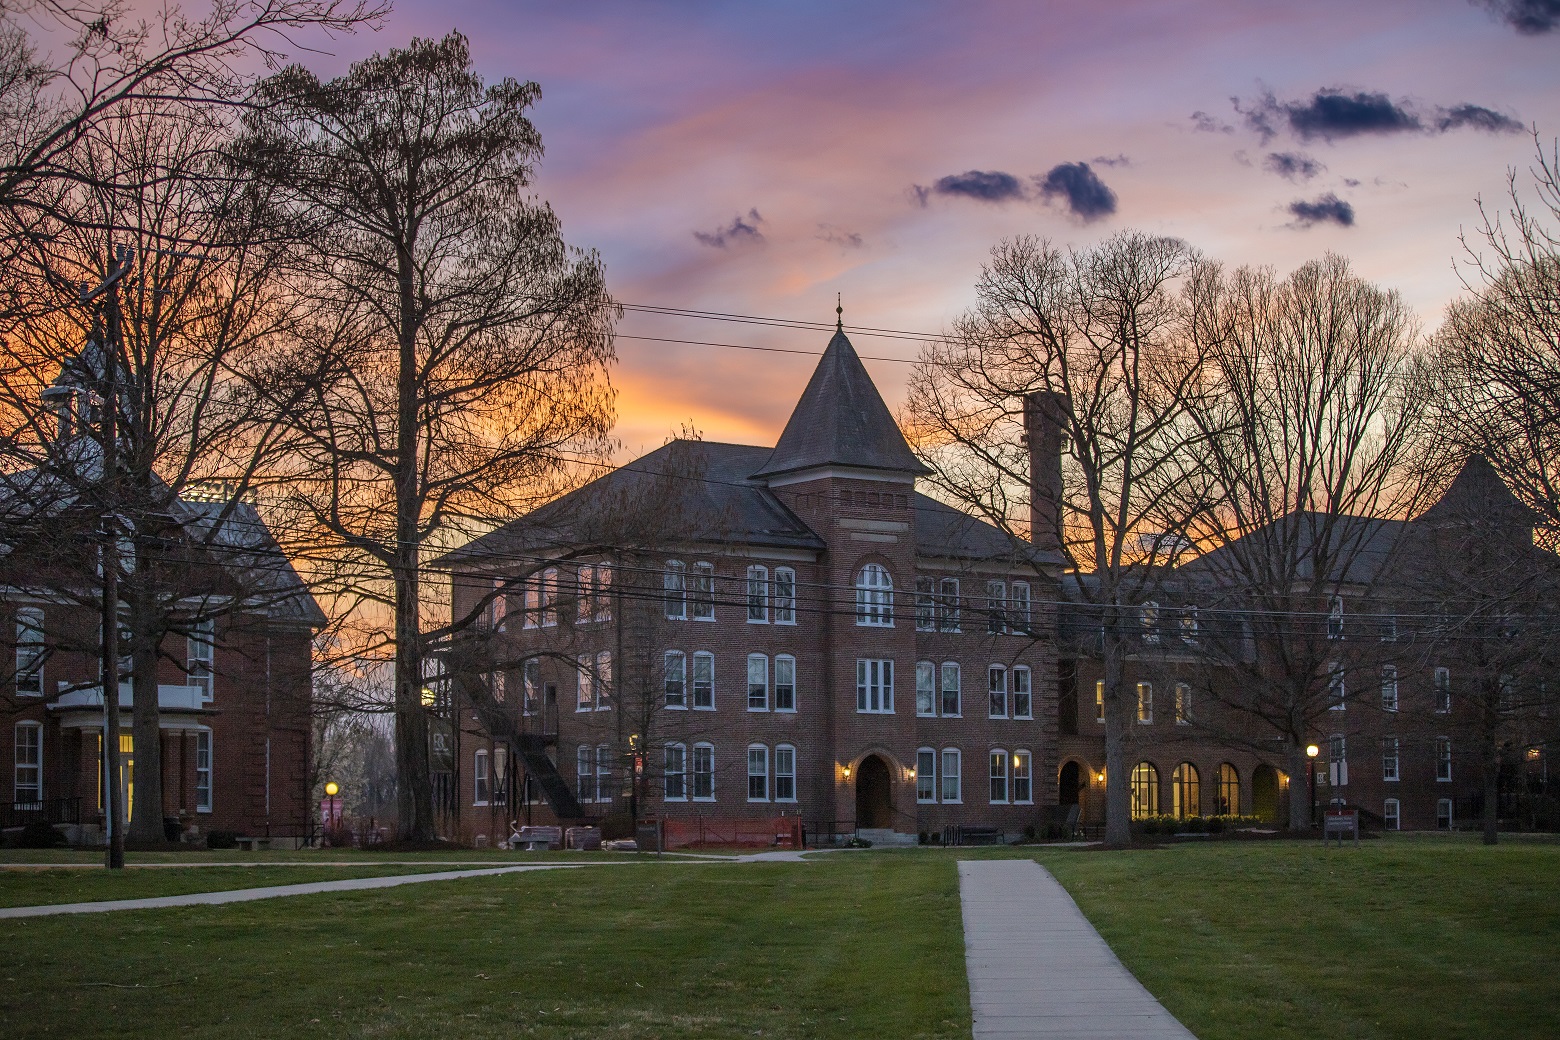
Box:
left=1, top=345, right=323, bottom=847
left=437, top=325, right=1064, bottom=845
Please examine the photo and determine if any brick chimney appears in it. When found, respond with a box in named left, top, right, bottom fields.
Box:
left=1024, top=391, right=1067, bottom=554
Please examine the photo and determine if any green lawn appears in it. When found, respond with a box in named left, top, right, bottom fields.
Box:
left=0, top=838, right=1555, bottom=1039
left=0, top=865, right=463, bottom=908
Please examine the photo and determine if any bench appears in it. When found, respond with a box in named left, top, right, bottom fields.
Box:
left=948, top=825, right=1004, bottom=846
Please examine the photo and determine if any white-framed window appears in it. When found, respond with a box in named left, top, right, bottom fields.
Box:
left=692, top=651, right=715, bottom=709
left=940, top=748, right=962, bottom=803
left=1434, top=667, right=1451, bottom=713
left=775, top=655, right=796, bottom=712
left=577, top=746, right=595, bottom=802
left=14, top=607, right=43, bottom=697
left=940, top=662, right=961, bottom=717
left=523, top=659, right=540, bottom=715
left=1181, top=605, right=1199, bottom=644
left=186, top=617, right=215, bottom=702
left=855, top=564, right=894, bottom=626
left=474, top=749, right=491, bottom=805
left=577, top=562, right=611, bottom=623
left=1436, top=736, right=1452, bottom=782
left=774, top=745, right=796, bottom=802
left=1380, top=614, right=1398, bottom=642
left=1174, top=682, right=1190, bottom=725
left=577, top=563, right=596, bottom=623
left=1384, top=798, right=1400, bottom=830
left=596, top=744, right=612, bottom=803
left=490, top=577, right=510, bottom=629
left=986, top=581, right=1007, bottom=634
left=540, top=567, right=559, bottom=627
left=1327, top=595, right=1344, bottom=640
left=1141, top=601, right=1160, bottom=645
left=916, top=748, right=937, bottom=802
left=576, top=654, right=594, bottom=712
left=915, top=661, right=936, bottom=717
left=1096, top=680, right=1104, bottom=723
left=747, top=654, right=768, bottom=711
left=1012, top=667, right=1032, bottom=719
left=1381, top=665, right=1399, bottom=712
left=664, top=651, right=686, bottom=708
left=195, top=730, right=212, bottom=812
left=939, top=578, right=961, bottom=632
left=493, top=747, right=508, bottom=806
left=664, top=743, right=687, bottom=800
left=693, top=743, right=715, bottom=801
left=489, top=670, right=506, bottom=703
left=1137, top=682, right=1153, bottom=724
left=747, top=745, right=769, bottom=801
left=746, top=565, right=769, bottom=623
left=989, top=749, right=1008, bottom=803
left=856, top=658, right=894, bottom=713
left=1010, top=582, right=1031, bottom=632
left=1437, top=797, right=1454, bottom=829
left=14, top=722, right=41, bottom=802
left=1327, top=663, right=1346, bottom=711
left=523, top=573, right=541, bottom=629
left=1382, top=736, right=1400, bottom=782
left=988, top=665, right=1007, bottom=718
left=595, top=651, right=612, bottom=711
left=692, top=562, right=716, bottom=620
left=1012, top=750, right=1033, bottom=804
left=664, top=561, right=687, bottom=619
left=1329, top=734, right=1348, bottom=787
left=915, top=577, right=936, bottom=631
left=774, top=567, right=796, bottom=625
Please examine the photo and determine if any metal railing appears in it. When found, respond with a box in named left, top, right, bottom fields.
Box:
left=1, top=797, right=82, bottom=829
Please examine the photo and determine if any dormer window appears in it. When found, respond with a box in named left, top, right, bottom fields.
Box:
left=1328, top=596, right=1344, bottom=640
left=1141, top=602, right=1160, bottom=645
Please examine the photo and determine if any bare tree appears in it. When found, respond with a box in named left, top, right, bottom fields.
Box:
left=905, top=231, right=1210, bottom=846
left=234, top=33, right=618, bottom=843
left=1178, top=254, right=1429, bottom=832
left=1428, top=133, right=1560, bottom=542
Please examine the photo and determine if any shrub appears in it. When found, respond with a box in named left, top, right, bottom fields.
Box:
left=17, top=820, right=64, bottom=848
left=1181, top=815, right=1207, bottom=834
left=1205, top=816, right=1226, bottom=834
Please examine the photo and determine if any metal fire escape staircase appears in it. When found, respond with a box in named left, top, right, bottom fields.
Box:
left=455, top=661, right=586, bottom=822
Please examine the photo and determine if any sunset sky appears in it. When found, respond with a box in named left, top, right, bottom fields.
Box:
left=309, top=0, right=1560, bottom=457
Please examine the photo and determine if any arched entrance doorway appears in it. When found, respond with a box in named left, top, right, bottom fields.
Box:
left=855, top=755, right=893, bottom=829
left=1252, top=764, right=1279, bottom=823
left=1058, top=761, right=1082, bottom=808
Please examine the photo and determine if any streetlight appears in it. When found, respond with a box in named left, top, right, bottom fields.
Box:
left=1306, top=744, right=1320, bottom=829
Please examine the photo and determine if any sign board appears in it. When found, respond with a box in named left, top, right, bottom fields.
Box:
left=1324, top=808, right=1359, bottom=846
left=320, top=795, right=343, bottom=829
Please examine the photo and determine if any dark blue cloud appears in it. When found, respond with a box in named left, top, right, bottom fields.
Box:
left=1288, top=193, right=1355, bottom=228
left=694, top=208, right=764, bottom=248
left=1264, top=151, right=1326, bottom=181
left=1190, top=110, right=1235, bottom=134
left=816, top=223, right=864, bottom=248
left=1476, top=0, right=1560, bottom=33
left=1091, top=153, right=1132, bottom=167
left=1035, top=162, right=1117, bottom=221
left=1435, top=104, right=1524, bottom=133
left=915, top=169, right=1028, bottom=205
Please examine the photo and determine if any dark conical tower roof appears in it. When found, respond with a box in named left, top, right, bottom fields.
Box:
left=1417, top=454, right=1534, bottom=528
left=752, top=327, right=931, bottom=480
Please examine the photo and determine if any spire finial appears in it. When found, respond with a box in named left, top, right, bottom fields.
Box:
left=835, top=293, right=843, bottom=331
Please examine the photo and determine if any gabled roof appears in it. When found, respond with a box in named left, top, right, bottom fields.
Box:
left=751, top=328, right=931, bottom=480
left=178, top=499, right=327, bottom=628
left=1178, top=511, right=1405, bottom=587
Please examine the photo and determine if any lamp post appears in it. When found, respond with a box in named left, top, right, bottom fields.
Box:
left=1306, top=744, right=1320, bottom=829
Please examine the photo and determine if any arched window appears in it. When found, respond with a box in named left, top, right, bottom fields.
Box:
left=855, top=563, right=894, bottom=626
left=1130, top=762, right=1159, bottom=819
left=1172, top=762, right=1200, bottom=819
left=1216, top=762, right=1239, bottom=815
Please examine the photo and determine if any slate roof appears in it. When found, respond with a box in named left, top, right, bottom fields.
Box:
left=178, top=498, right=327, bottom=628
left=436, top=440, right=1058, bottom=569
left=1416, top=454, right=1536, bottom=529
left=1178, top=511, right=1404, bottom=587
left=751, top=328, right=931, bottom=480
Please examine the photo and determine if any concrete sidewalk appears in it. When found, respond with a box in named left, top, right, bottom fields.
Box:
left=0, top=864, right=576, bottom=919
left=958, top=859, right=1197, bottom=1039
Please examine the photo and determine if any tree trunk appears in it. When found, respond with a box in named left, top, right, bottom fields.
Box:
left=393, top=546, right=435, bottom=842
left=1101, top=636, right=1132, bottom=846
left=127, top=573, right=166, bottom=845
left=1482, top=729, right=1500, bottom=846
left=1287, top=739, right=1312, bottom=833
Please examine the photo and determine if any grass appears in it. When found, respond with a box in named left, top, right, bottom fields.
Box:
left=0, top=857, right=968, bottom=1040
left=0, top=837, right=1555, bottom=1039
left=0, top=847, right=714, bottom=865
left=0, top=865, right=465, bottom=908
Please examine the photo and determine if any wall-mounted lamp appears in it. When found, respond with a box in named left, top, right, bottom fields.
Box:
left=1096, top=771, right=1106, bottom=784
left=841, top=763, right=852, bottom=780
left=1306, top=744, right=1320, bottom=759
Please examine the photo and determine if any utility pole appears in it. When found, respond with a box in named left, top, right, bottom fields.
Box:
left=86, top=244, right=134, bottom=870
